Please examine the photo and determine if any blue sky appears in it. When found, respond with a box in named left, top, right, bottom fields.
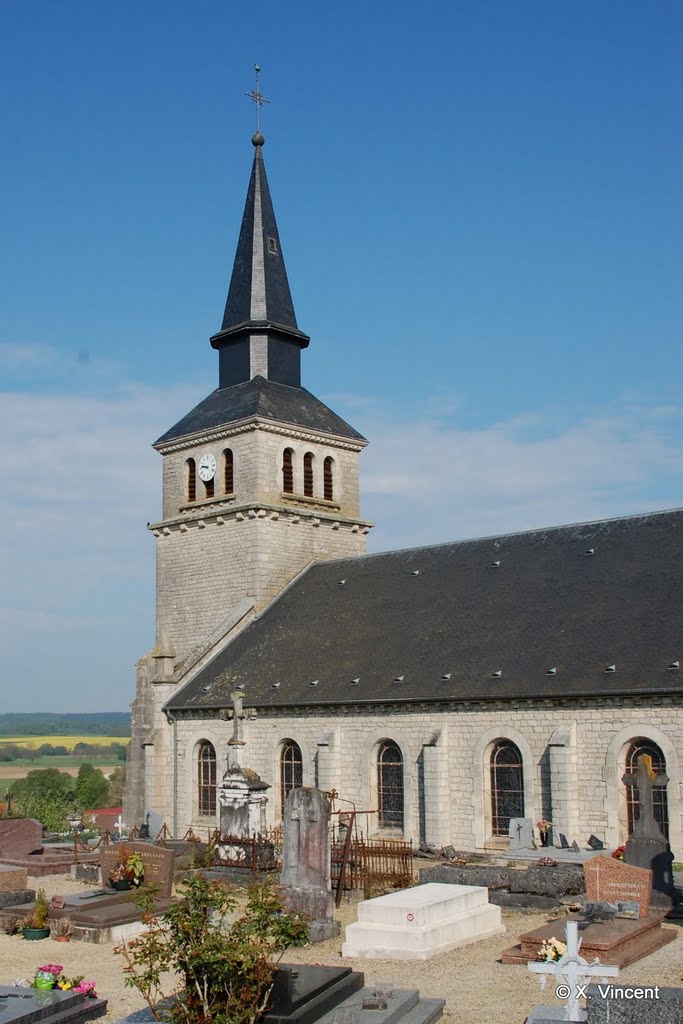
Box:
left=1, top=1, right=681, bottom=711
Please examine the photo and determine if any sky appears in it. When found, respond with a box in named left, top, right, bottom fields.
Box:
left=1, top=1, right=681, bottom=712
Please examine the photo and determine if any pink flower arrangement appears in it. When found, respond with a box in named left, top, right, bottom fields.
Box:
left=72, top=981, right=97, bottom=997
left=37, top=965, right=63, bottom=976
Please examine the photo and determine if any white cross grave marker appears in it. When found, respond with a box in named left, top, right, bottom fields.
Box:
left=114, top=814, right=126, bottom=835
left=528, top=921, right=619, bottom=1021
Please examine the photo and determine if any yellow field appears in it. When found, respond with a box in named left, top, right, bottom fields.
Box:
left=0, top=735, right=130, bottom=748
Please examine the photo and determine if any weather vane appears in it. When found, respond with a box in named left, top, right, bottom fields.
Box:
left=245, top=64, right=269, bottom=134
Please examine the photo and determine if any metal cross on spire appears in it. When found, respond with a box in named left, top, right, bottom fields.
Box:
left=245, top=64, right=270, bottom=134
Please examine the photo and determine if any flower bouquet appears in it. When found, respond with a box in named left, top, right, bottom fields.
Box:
left=535, top=819, right=553, bottom=847
left=536, top=936, right=566, bottom=962
left=33, top=964, right=97, bottom=997
left=108, top=846, right=145, bottom=890
left=612, top=844, right=625, bottom=861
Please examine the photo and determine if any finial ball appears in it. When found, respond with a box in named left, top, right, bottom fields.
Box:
left=252, top=131, right=265, bottom=147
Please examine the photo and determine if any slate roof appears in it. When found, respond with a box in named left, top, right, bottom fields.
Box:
left=154, top=376, right=366, bottom=446
left=166, top=507, right=683, bottom=711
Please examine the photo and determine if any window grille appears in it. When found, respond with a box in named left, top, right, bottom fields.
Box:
left=323, top=456, right=334, bottom=501
left=186, top=459, right=196, bottom=503
left=197, top=741, right=216, bottom=816
left=625, top=739, right=669, bottom=838
left=303, top=452, right=314, bottom=497
left=282, top=449, right=294, bottom=493
left=224, top=449, right=234, bottom=494
left=204, top=478, right=214, bottom=499
left=490, top=740, right=524, bottom=836
left=378, top=741, right=404, bottom=829
left=280, top=740, right=303, bottom=812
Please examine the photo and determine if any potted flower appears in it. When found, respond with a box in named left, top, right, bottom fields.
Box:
left=108, top=846, right=145, bottom=890
left=50, top=917, right=74, bottom=942
left=34, top=964, right=63, bottom=990
left=23, top=890, right=50, bottom=941
left=535, top=819, right=553, bottom=847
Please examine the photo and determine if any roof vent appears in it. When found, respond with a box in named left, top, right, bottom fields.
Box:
left=491, top=560, right=501, bottom=568
left=491, top=670, right=502, bottom=678
left=271, top=682, right=281, bottom=689
left=309, top=680, right=319, bottom=687
left=546, top=668, right=557, bottom=676
left=441, top=673, right=451, bottom=681
left=350, top=677, right=360, bottom=685
left=604, top=664, right=616, bottom=673
left=585, top=548, right=595, bottom=556
left=201, top=685, right=211, bottom=692
left=338, top=579, right=346, bottom=585
left=394, top=675, right=404, bottom=683
left=410, top=570, right=420, bottom=576
left=668, top=661, right=680, bottom=671
left=236, top=683, right=245, bottom=690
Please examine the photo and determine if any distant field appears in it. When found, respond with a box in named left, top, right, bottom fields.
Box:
left=0, top=736, right=130, bottom=749
left=0, top=764, right=121, bottom=781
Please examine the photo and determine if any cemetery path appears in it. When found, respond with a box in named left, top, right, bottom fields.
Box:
left=1, top=875, right=680, bottom=1024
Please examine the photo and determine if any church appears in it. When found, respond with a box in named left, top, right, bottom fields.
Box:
left=124, top=128, right=682, bottom=857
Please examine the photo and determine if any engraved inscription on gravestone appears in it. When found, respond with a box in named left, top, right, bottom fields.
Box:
left=583, top=854, right=651, bottom=918
left=99, top=842, right=175, bottom=898
left=508, top=817, right=534, bottom=850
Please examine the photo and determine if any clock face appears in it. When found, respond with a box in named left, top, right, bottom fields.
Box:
left=198, top=452, right=217, bottom=482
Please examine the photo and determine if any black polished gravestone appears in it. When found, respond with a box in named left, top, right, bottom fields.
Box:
left=622, top=754, right=674, bottom=895
left=0, top=986, right=106, bottom=1024
left=266, top=966, right=364, bottom=1024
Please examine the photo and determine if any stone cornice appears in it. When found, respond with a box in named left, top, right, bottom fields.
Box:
left=150, top=500, right=374, bottom=535
left=154, top=416, right=367, bottom=456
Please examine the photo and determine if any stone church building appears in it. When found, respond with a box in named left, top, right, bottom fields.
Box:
left=124, top=131, right=682, bottom=856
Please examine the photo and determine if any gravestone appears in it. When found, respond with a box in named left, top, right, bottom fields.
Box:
left=556, top=833, right=570, bottom=849
left=0, top=864, right=33, bottom=910
left=584, top=855, right=651, bottom=918
left=0, top=986, right=107, bottom=1024
left=0, top=818, right=43, bottom=858
left=587, top=835, right=604, bottom=851
left=218, top=689, right=270, bottom=837
left=622, top=754, right=674, bottom=894
left=99, top=841, right=175, bottom=897
left=509, top=818, right=534, bottom=850
left=571, top=840, right=581, bottom=853
left=527, top=919, right=619, bottom=1022
left=586, top=984, right=683, bottom=1024
left=281, top=787, right=338, bottom=942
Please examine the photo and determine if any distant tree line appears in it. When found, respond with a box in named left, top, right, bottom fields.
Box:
left=3, top=764, right=126, bottom=833
left=0, top=742, right=127, bottom=762
left=0, top=711, right=130, bottom=737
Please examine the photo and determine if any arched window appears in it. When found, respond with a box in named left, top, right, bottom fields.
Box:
left=377, top=741, right=404, bottom=829
left=280, top=740, right=303, bottom=812
left=186, top=459, right=197, bottom=503
left=323, top=456, right=334, bottom=501
left=282, top=449, right=294, bottom=494
left=303, top=452, right=314, bottom=497
left=625, top=739, right=669, bottom=839
left=197, top=741, right=216, bottom=816
left=490, top=740, right=524, bottom=836
left=204, top=477, right=214, bottom=499
left=223, top=449, right=234, bottom=494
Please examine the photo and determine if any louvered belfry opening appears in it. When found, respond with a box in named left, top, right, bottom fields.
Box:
left=186, top=458, right=197, bottom=503
left=280, top=740, right=303, bottom=813
left=303, top=452, right=314, bottom=497
left=626, top=739, right=669, bottom=838
left=282, top=448, right=294, bottom=493
left=378, top=741, right=404, bottom=829
left=204, top=478, right=214, bottom=499
left=197, top=741, right=216, bottom=816
left=224, top=448, right=234, bottom=494
left=323, top=456, right=334, bottom=500
left=490, top=740, right=524, bottom=836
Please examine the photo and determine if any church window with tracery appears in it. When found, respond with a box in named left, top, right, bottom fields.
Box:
left=186, top=458, right=196, bottom=503
left=490, top=740, right=524, bottom=836
left=377, top=741, right=404, bottom=829
left=303, top=452, right=314, bottom=497
left=282, top=449, right=294, bottom=493
left=197, top=741, right=216, bottom=816
left=280, top=740, right=303, bottom=813
left=323, top=456, right=334, bottom=501
left=223, top=448, right=234, bottom=494
left=625, top=739, right=669, bottom=838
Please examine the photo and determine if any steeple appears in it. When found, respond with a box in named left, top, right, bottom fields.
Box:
left=210, top=133, right=310, bottom=389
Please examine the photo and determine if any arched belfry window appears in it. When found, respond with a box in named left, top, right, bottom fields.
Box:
left=323, top=456, right=334, bottom=501
left=490, top=740, right=524, bottom=836
left=223, top=449, right=234, bottom=495
left=625, top=739, right=669, bottom=839
left=377, top=740, right=404, bottom=829
left=197, top=741, right=216, bottom=816
left=186, top=458, right=196, bottom=503
left=280, top=740, right=303, bottom=812
left=204, top=476, right=214, bottom=499
left=303, top=452, right=314, bottom=497
left=282, top=449, right=294, bottom=494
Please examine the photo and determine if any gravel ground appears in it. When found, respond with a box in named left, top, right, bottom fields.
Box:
left=0, top=875, right=680, bottom=1024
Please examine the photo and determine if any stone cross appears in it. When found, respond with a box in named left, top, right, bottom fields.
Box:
left=114, top=814, right=126, bottom=834
left=621, top=754, right=668, bottom=839
left=528, top=920, right=619, bottom=1021
left=227, top=688, right=247, bottom=769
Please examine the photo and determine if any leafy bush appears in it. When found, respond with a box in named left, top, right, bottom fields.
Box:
left=115, top=875, right=308, bottom=1024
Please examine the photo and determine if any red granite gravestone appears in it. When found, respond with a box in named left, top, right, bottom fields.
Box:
left=583, top=854, right=651, bottom=918
left=0, top=818, right=43, bottom=858
left=99, top=842, right=175, bottom=897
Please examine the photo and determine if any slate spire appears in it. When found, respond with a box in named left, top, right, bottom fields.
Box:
left=210, top=134, right=310, bottom=390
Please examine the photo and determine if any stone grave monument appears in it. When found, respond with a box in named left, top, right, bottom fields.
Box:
left=0, top=986, right=107, bottom=1024
left=509, top=817, right=535, bottom=850
left=622, top=753, right=674, bottom=894
left=526, top=919, right=619, bottom=1023
left=0, top=864, right=34, bottom=912
left=280, top=787, right=339, bottom=942
left=343, top=881, right=505, bottom=960
left=503, top=854, right=676, bottom=967
left=218, top=689, right=270, bottom=838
